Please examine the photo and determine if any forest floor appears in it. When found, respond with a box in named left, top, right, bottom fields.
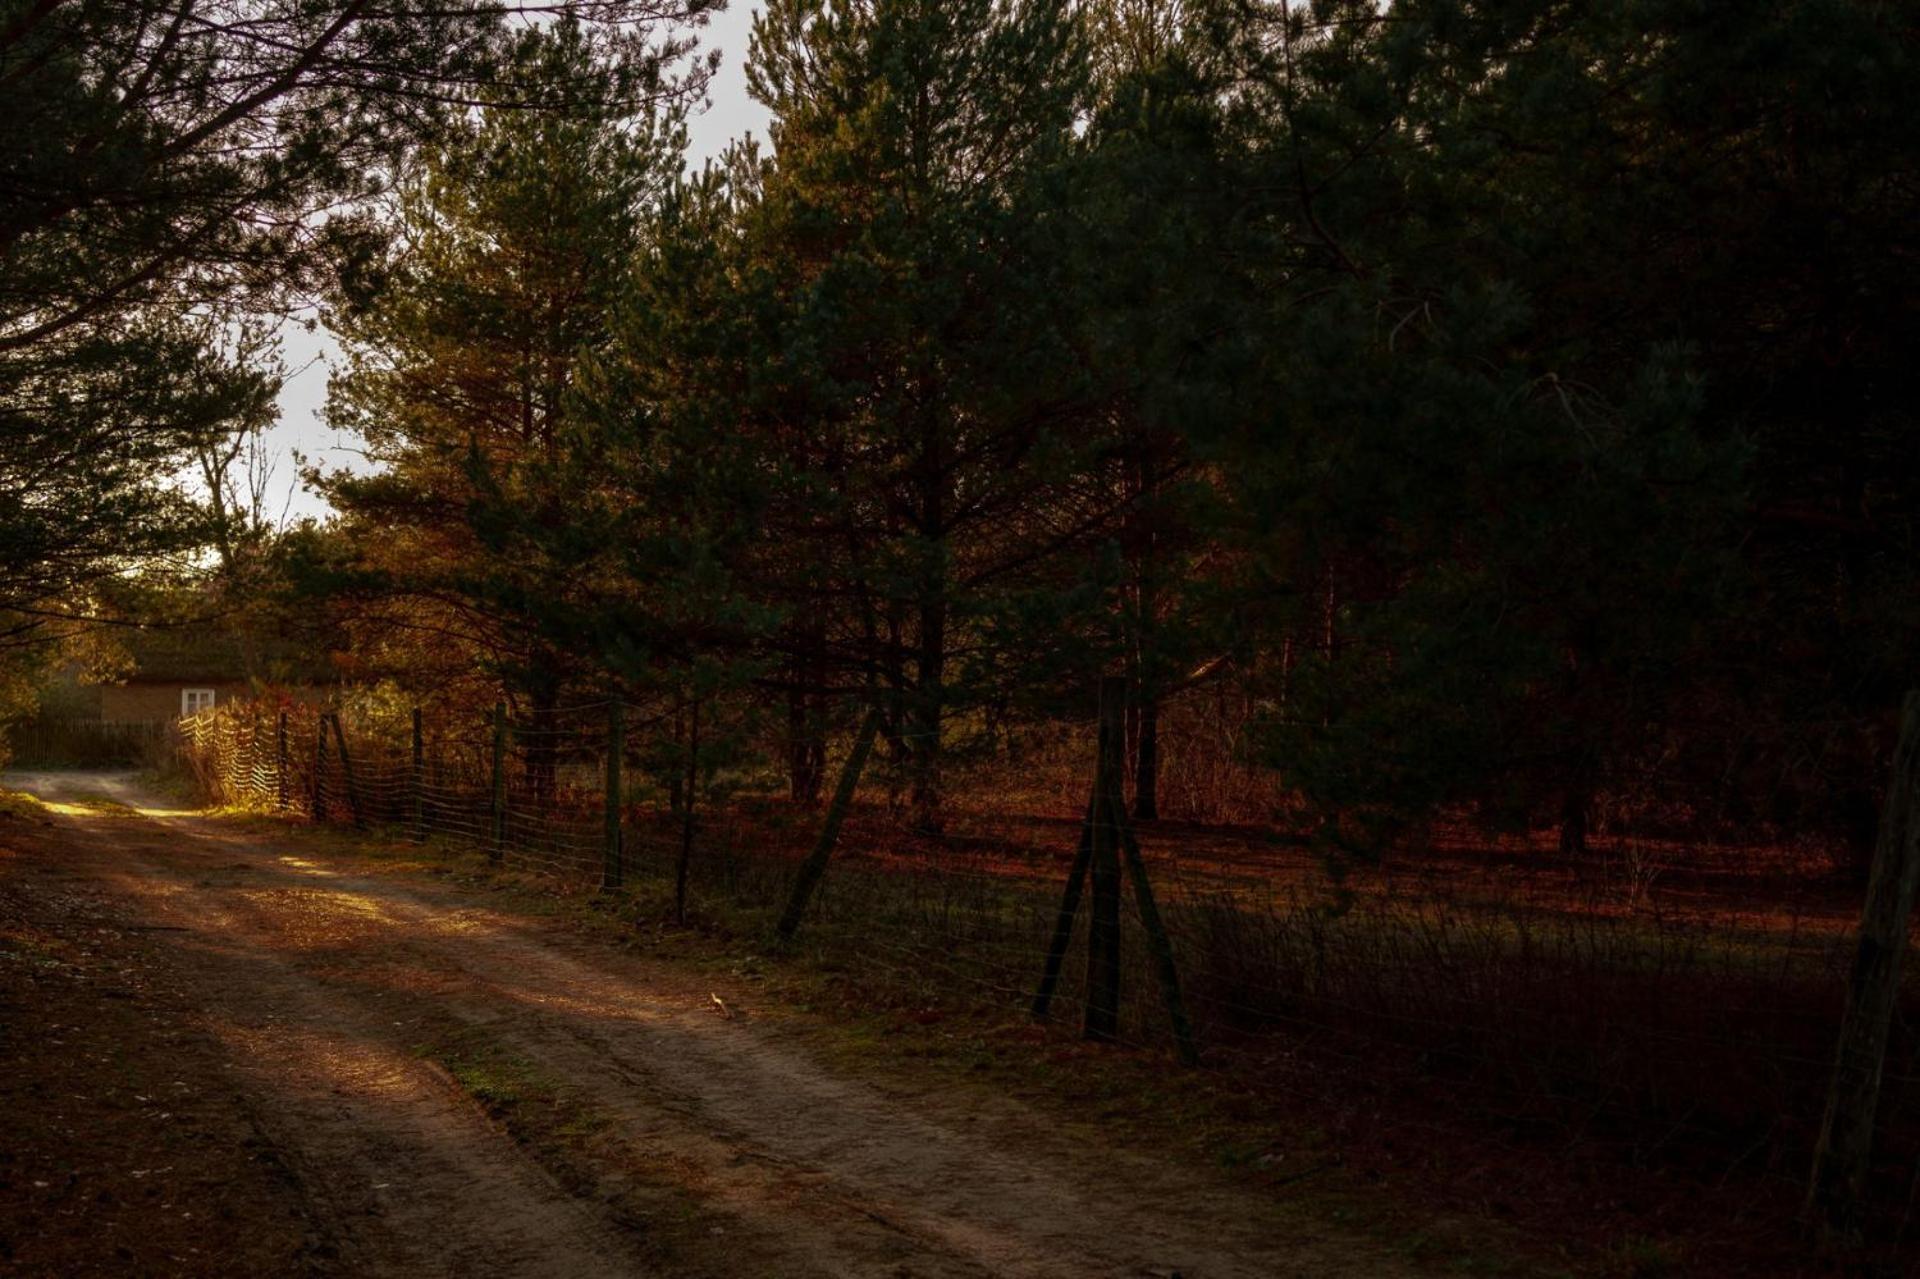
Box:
left=0, top=769, right=1549, bottom=1279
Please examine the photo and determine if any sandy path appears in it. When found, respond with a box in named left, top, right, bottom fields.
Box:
left=3, top=770, right=1426, bottom=1278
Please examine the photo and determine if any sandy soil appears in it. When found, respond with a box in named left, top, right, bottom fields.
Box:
left=0, top=770, right=1438, bottom=1278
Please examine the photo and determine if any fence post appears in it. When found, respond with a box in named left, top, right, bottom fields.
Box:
left=276, top=712, right=289, bottom=811
left=1806, top=690, right=1920, bottom=1245
left=327, top=714, right=365, bottom=828
left=310, top=711, right=327, bottom=820
left=1113, top=795, right=1200, bottom=1066
left=1031, top=799, right=1095, bottom=1021
left=410, top=707, right=425, bottom=843
left=603, top=701, right=623, bottom=891
left=777, top=704, right=883, bottom=941
left=1085, top=676, right=1125, bottom=1043
left=489, top=701, right=507, bottom=864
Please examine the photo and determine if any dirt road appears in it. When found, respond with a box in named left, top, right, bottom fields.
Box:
left=0, top=770, right=1433, bottom=1278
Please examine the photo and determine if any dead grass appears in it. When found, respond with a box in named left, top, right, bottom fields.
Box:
left=176, top=801, right=1905, bottom=1276
left=150, top=724, right=1920, bottom=1276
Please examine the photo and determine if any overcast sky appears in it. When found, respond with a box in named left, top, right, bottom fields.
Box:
left=267, top=2, right=770, bottom=524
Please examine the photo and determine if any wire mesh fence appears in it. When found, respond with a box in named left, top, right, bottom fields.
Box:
left=176, top=694, right=1920, bottom=1255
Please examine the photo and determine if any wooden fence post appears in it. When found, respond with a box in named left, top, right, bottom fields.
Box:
left=310, top=711, right=327, bottom=820
left=1806, top=690, right=1920, bottom=1244
left=410, top=706, right=425, bottom=843
left=1114, top=799, right=1200, bottom=1066
left=777, top=704, right=883, bottom=941
left=1085, top=676, right=1125, bottom=1043
left=489, top=701, right=507, bottom=864
left=327, top=714, right=364, bottom=828
left=276, top=711, right=289, bottom=811
left=603, top=701, right=623, bottom=891
left=1031, top=800, right=1095, bottom=1021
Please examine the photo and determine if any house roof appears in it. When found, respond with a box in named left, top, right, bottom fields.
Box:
left=118, top=621, right=333, bottom=686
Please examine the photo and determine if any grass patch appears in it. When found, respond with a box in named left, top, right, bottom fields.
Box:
left=0, top=786, right=51, bottom=820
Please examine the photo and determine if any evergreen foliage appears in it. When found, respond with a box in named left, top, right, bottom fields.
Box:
left=12, top=0, right=1919, bottom=860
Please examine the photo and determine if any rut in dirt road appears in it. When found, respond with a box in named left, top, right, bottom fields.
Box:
left=4, top=771, right=1428, bottom=1278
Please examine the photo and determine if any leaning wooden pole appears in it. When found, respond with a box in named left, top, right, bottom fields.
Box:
left=1084, top=677, right=1126, bottom=1043
left=1112, top=797, right=1200, bottom=1066
left=1806, top=690, right=1920, bottom=1244
left=1030, top=799, right=1095, bottom=1021
left=327, top=713, right=364, bottom=828
left=777, top=704, right=884, bottom=941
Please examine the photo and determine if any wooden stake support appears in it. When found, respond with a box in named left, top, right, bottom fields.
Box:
left=778, top=704, right=884, bottom=941
left=1085, top=678, right=1125, bottom=1042
left=1032, top=676, right=1200, bottom=1064
left=1806, top=690, right=1920, bottom=1245
left=326, top=713, right=364, bottom=828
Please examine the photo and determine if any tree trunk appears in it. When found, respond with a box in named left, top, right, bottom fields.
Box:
left=787, top=682, right=825, bottom=806
left=786, top=618, right=827, bottom=806
left=524, top=663, right=560, bottom=812
left=910, top=592, right=945, bottom=833
left=668, top=691, right=686, bottom=814
left=674, top=697, right=700, bottom=924
left=1123, top=434, right=1160, bottom=822
left=882, top=606, right=909, bottom=812
left=1134, top=693, right=1160, bottom=822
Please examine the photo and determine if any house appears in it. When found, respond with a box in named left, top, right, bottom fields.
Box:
left=5, top=621, right=333, bottom=767
left=82, top=625, right=244, bottom=722
left=90, top=623, right=329, bottom=723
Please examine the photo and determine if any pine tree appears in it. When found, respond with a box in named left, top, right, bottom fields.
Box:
left=1191, top=0, right=1915, bottom=855
left=317, top=21, right=686, bottom=767
left=735, top=0, right=1095, bottom=829
left=0, top=0, right=708, bottom=629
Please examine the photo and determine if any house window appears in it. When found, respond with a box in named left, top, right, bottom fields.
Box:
left=181, top=688, right=216, bottom=717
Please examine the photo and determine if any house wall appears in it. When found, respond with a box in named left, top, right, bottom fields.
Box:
left=97, top=681, right=254, bottom=723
